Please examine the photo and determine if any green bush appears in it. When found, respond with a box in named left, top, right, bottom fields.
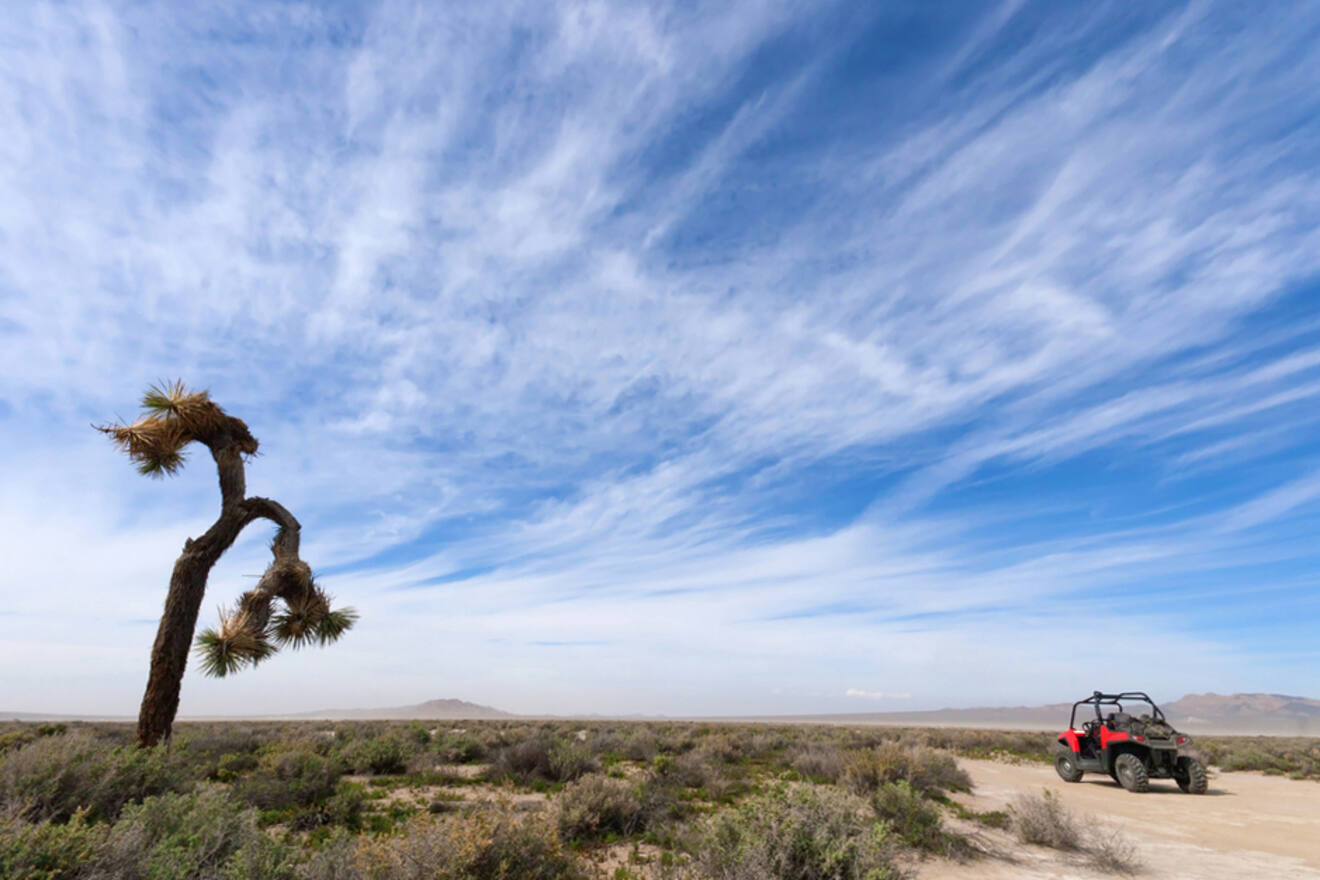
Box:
left=320, top=785, right=367, bottom=831
left=0, top=811, right=107, bottom=880
left=548, top=740, right=598, bottom=783
left=555, top=773, right=643, bottom=841
left=871, top=782, right=951, bottom=854
left=435, top=733, right=487, bottom=765
left=104, top=788, right=297, bottom=879
left=339, top=736, right=407, bottom=776
left=230, top=749, right=342, bottom=813
left=696, top=785, right=901, bottom=880
left=172, top=727, right=266, bottom=781
left=0, top=789, right=297, bottom=880
left=0, top=732, right=186, bottom=823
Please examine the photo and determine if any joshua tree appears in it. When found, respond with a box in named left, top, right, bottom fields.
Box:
left=99, top=381, right=356, bottom=747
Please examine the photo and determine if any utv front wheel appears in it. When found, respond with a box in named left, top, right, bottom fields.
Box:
left=1055, top=752, right=1084, bottom=783
left=1175, top=756, right=1208, bottom=794
left=1114, top=754, right=1149, bottom=792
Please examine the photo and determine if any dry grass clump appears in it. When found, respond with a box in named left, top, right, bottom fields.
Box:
left=1009, top=790, right=1140, bottom=873
left=843, top=743, right=971, bottom=798
left=1009, top=789, right=1081, bottom=850
left=301, top=809, right=584, bottom=880
left=1087, top=826, right=1141, bottom=875
left=790, top=744, right=846, bottom=782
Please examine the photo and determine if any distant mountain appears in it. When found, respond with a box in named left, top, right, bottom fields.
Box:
left=1164, top=693, right=1320, bottom=735
left=288, top=698, right=513, bottom=720
left=2, top=698, right=512, bottom=723
left=0, top=710, right=129, bottom=722
left=7, top=693, right=1317, bottom=734
left=775, top=692, right=1320, bottom=736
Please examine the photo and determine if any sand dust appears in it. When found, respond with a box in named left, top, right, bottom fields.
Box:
left=918, top=758, right=1320, bottom=880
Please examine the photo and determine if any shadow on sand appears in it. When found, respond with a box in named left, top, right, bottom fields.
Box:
left=1081, top=777, right=1234, bottom=796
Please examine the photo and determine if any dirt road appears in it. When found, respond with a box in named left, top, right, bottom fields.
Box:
left=920, top=758, right=1320, bottom=880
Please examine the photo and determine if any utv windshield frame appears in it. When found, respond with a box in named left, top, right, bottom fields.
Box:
left=1068, top=691, right=1165, bottom=730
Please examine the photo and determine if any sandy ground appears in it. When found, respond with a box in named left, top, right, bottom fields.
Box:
left=919, top=759, right=1320, bottom=880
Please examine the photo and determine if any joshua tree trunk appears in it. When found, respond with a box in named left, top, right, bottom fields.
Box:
left=98, top=383, right=355, bottom=748
left=137, top=448, right=301, bottom=746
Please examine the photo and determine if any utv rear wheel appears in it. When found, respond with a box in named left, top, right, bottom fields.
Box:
left=1055, top=752, right=1084, bottom=783
left=1114, top=754, right=1149, bottom=792
left=1175, top=756, right=1208, bottom=794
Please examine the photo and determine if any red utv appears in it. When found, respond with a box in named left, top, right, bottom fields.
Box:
left=1055, top=691, right=1207, bottom=793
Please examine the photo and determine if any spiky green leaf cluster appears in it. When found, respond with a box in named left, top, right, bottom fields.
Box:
left=273, top=604, right=359, bottom=649
left=194, top=615, right=275, bottom=678
left=194, top=595, right=358, bottom=678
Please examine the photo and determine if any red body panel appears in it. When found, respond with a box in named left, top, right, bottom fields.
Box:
left=1100, top=727, right=1130, bottom=748
left=1058, top=725, right=1129, bottom=754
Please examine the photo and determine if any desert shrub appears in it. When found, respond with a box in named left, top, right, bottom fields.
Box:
left=339, top=736, right=407, bottom=776
left=745, top=731, right=788, bottom=761
left=0, top=789, right=298, bottom=880
left=0, top=732, right=186, bottom=823
left=843, top=744, right=970, bottom=798
left=623, top=730, right=659, bottom=762
left=701, top=734, right=745, bottom=764
left=652, top=728, right=697, bottom=756
left=586, top=730, right=628, bottom=759
left=0, top=731, right=37, bottom=756
left=1009, top=789, right=1080, bottom=850
left=915, top=728, right=1051, bottom=764
left=555, top=773, right=643, bottom=841
left=491, top=735, right=597, bottom=785
left=870, top=782, right=952, bottom=855
left=213, top=752, right=260, bottom=782
left=652, top=751, right=715, bottom=790
left=1197, top=736, right=1319, bottom=779
left=319, top=785, right=367, bottom=831
left=95, top=788, right=297, bottom=880
left=701, top=767, right=751, bottom=804
left=790, top=745, right=846, bottom=782
left=0, top=810, right=108, bottom=880
left=434, top=732, right=487, bottom=765
left=490, top=734, right=555, bottom=783
left=230, top=749, right=342, bottom=813
left=172, top=726, right=266, bottom=781
left=340, top=810, right=585, bottom=880
left=1087, top=827, right=1140, bottom=875
left=694, top=785, right=901, bottom=880
left=548, top=740, right=598, bottom=783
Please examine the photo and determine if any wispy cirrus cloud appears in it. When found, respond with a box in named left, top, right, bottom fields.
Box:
left=0, top=0, right=1317, bottom=716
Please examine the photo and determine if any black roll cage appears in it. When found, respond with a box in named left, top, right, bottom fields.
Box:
left=1068, top=690, right=1164, bottom=730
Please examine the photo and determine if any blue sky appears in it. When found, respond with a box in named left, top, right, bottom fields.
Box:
left=1, top=1, right=1318, bottom=717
